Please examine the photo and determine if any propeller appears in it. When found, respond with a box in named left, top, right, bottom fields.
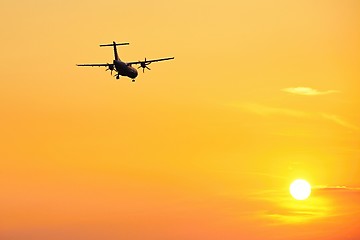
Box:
left=138, top=58, right=151, bottom=73
left=105, top=63, right=115, bottom=75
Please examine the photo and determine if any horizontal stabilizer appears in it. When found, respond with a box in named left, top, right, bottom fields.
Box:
left=100, top=42, right=129, bottom=47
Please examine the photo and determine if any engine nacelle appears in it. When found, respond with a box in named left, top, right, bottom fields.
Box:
left=108, top=64, right=114, bottom=71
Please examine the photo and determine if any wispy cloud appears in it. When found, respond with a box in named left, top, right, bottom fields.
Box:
left=282, top=87, right=339, bottom=96
left=312, top=185, right=360, bottom=216
left=241, top=103, right=359, bottom=131
left=252, top=185, right=360, bottom=224
left=313, top=185, right=360, bottom=192
left=320, top=113, right=360, bottom=131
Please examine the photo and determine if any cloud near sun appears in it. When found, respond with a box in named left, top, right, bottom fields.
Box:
left=252, top=185, right=360, bottom=224
left=282, top=87, right=339, bottom=96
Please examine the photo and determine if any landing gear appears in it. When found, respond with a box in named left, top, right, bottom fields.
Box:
left=132, top=79, right=135, bottom=82
left=116, top=75, right=120, bottom=80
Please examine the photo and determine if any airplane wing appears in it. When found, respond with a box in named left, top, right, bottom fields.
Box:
left=127, top=57, right=174, bottom=66
left=76, top=63, right=112, bottom=67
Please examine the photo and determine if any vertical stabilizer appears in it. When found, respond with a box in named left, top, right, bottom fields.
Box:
left=99, top=41, right=129, bottom=61
left=113, top=41, right=120, bottom=61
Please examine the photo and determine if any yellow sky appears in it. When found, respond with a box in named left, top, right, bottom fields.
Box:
left=1, top=0, right=359, bottom=239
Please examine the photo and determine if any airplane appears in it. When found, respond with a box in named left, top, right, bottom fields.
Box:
left=77, top=41, right=174, bottom=82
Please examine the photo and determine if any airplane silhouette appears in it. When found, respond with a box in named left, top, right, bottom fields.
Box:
left=77, top=41, right=174, bottom=82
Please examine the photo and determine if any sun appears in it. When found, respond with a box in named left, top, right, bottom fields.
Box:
left=290, top=179, right=311, bottom=200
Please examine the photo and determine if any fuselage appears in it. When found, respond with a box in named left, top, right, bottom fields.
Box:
left=114, top=60, right=138, bottom=79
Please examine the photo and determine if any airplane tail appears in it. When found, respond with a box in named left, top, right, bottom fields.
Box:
left=100, top=41, right=129, bottom=61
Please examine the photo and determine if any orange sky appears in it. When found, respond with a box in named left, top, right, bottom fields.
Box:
left=1, top=1, right=359, bottom=239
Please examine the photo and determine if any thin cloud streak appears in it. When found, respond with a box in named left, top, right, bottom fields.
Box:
left=252, top=185, right=360, bottom=225
left=240, top=103, right=359, bottom=131
left=282, top=87, right=339, bottom=96
left=320, top=113, right=360, bottom=131
left=312, top=185, right=360, bottom=217
left=313, top=185, right=360, bottom=191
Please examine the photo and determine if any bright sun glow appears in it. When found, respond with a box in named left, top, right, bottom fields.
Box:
left=290, top=179, right=311, bottom=200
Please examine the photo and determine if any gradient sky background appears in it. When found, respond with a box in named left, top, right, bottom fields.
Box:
left=1, top=0, right=359, bottom=239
